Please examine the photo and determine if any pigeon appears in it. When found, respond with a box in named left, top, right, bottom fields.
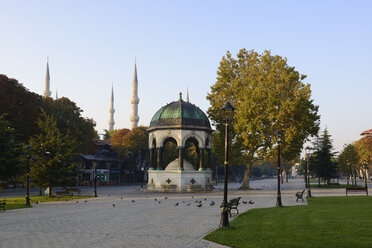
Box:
left=155, top=198, right=157, bottom=201
left=121, top=197, right=123, bottom=200
left=175, top=202, right=179, bottom=206
left=165, top=197, right=168, bottom=200
left=249, top=200, right=254, bottom=204
left=195, top=200, right=199, bottom=203
left=76, top=201, right=79, bottom=203
left=84, top=200, right=88, bottom=203
left=35, top=201, right=39, bottom=205
left=204, top=198, right=207, bottom=201
left=182, top=201, right=185, bottom=203
left=242, top=201, right=247, bottom=204
left=210, top=201, right=215, bottom=206
left=196, top=203, right=202, bottom=208
left=132, top=200, right=135, bottom=203
left=112, top=204, right=115, bottom=207
left=186, top=202, right=191, bottom=206
left=158, top=201, right=161, bottom=204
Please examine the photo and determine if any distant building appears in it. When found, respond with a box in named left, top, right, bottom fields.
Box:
left=80, top=139, right=144, bottom=184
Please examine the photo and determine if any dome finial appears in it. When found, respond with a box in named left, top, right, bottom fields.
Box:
left=179, top=92, right=182, bottom=101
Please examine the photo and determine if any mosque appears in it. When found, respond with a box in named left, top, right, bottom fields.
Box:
left=42, top=59, right=213, bottom=191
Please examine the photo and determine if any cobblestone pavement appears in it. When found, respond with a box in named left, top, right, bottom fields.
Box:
left=0, top=179, right=365, bottom=248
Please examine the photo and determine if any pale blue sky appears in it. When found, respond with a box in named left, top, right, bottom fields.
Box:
left=1, top=0, right=371, bottom=153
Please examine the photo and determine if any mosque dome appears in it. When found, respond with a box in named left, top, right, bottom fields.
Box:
left=149, top=93, right=211, bottom=131
left=164, top=159, right=196, bottom=171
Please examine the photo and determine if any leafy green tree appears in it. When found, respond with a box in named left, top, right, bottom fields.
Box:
left=310, top=128, right=337, bottom=184
left=207, top=49, right=319, bottom=189
left=0, top=74, right=41, bottom=143
left=338, top=144, right=360, bottom=185
left=41, top=97, right=96, bottom=154
left=102, top=129, right=118, bottom=140
left=29, top=112, right=78, bottom=196
left=0, top=115, right=21, bottom=183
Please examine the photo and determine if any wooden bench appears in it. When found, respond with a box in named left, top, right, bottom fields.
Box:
left=55, top=191, right=73, bottom=197
left=295, top=190, right=305, bottom=202
left=0, top=199, right=6, bottom=212
left=65, top=188, right=81, bottom=196
left=223, top=197, right=241, bottom=217
left=346, top=187, right=368, bottom=196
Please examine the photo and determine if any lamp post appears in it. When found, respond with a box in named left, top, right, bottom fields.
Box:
left=93, top=161, right=98, bottom=197
left=363, top=160, right=368, bottom=196
left=275, top=130, right=284, bottom=207
left=219, top=101, right=235, bottom=229
left=25, top=145, right=31, bottom=206
left=306, top=146, right=312, bottom=197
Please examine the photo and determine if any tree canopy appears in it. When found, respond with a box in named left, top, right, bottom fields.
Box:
left=28, top=112, right=78, bottom=196
left=207, top=49, right=319, bottom=189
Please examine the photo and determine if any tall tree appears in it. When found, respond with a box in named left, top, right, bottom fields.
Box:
left=28, top=112, right=78, bottom=196
left=310, top=128, right=337, bottom=184
left=338, top=143, right=360, bottom=185
left=41, top=97, right=96, bottom=154
left=0, top=115, right=21, bottom=183
left=0, top=74, right=41, bottom=143
left=207, top=49, right=319, bottom=189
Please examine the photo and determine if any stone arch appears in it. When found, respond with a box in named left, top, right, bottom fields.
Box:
left=159, top=133, right=181, bottom=148
left=149, top=134, right=157, bottom=149
left=181, top=132, right=204, bottom=148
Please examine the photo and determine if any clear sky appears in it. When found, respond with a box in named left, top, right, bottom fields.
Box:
left=1, top=0, right=371, bottom=153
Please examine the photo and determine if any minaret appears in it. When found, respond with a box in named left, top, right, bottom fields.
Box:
left=109, top=84, right=115, bottom=131
left=55, top=87, right=58, bottom=100
left=186, top=87, right=189, bottom=102
left=43, top=58, right=52, bottom=98
left=130, top=58, right=140, bottom=129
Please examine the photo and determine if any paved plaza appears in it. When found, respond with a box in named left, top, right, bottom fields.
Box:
left=0, top=179, right=368, bottom=248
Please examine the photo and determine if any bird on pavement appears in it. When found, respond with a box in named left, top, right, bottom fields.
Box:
left=175, top=202, right=179, bottom=206
left=155, top=198, right=157, bottom=201
left=121, top=197, right=123, bottom=200
left=204, top=198, right=207, bottom=201
left=210, top=201, right=215, bottom=206
left=165, top=197, right=168, bottom=200
left=242, top=201, right=247, bottom=204
left=158, top=201, right=161, bottom=204
left=35, top=201, right=39, bottom=205
left=84, top=200, right=88, bottom=203
left=249, top=200, right=254, bottom=204
left=132, top=200, right=135, bottom=203
left=196, top=203, right=202, bottom=208
left=76, top=201, right=79, bottom=203
left=112, top=204, right=115, bottom=207
left=186, top=202, right=191, bottom=206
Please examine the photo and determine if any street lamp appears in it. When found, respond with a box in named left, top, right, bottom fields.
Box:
left=275, top=130, right=284, bottom=207
left=219, top=101, right=235, bottom=229
left=93, top=161, right=98, bottom=197
left=363, top=160, right=368, bottom=196
left=306, top=146, right=312, bottom=197
left=25, top=145, right=31, bottom=206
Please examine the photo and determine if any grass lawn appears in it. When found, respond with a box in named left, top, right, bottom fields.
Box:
left=1, top=195, right=92, bottom=211
left=205, top=197, right=372, bottom=248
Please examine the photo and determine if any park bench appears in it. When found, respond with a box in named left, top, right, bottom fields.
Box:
left=346, top=187, right=368, bottom=196
left=221, top=197, right=241, bottom=217
left=295, top=190, right=305, bottom=202
left=56, top=191, right=73, bottom=197
left=0, top=199, right=6, bottom=212
left=65, top=188, right=81, bottom=196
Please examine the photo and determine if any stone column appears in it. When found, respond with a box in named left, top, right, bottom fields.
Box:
left=178, top=147, right=184, bottom=171
left=156, top=147, right=162, bottom=170
left=149, top=148, right=154, bottom=170
left=199, top=148, right=205, bottom=171
left=206, top=148, right=211, bottom=171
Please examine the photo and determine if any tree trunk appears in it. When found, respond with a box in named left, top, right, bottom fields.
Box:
left=318, top=177, right=320, bottom=186
left=286, top=172, right=289, bottom=182
left=347, top=176, right=349, bottom=185
left=48, top=186, right=52, bottom=197
left=240, top=164, right=252, bottom=190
